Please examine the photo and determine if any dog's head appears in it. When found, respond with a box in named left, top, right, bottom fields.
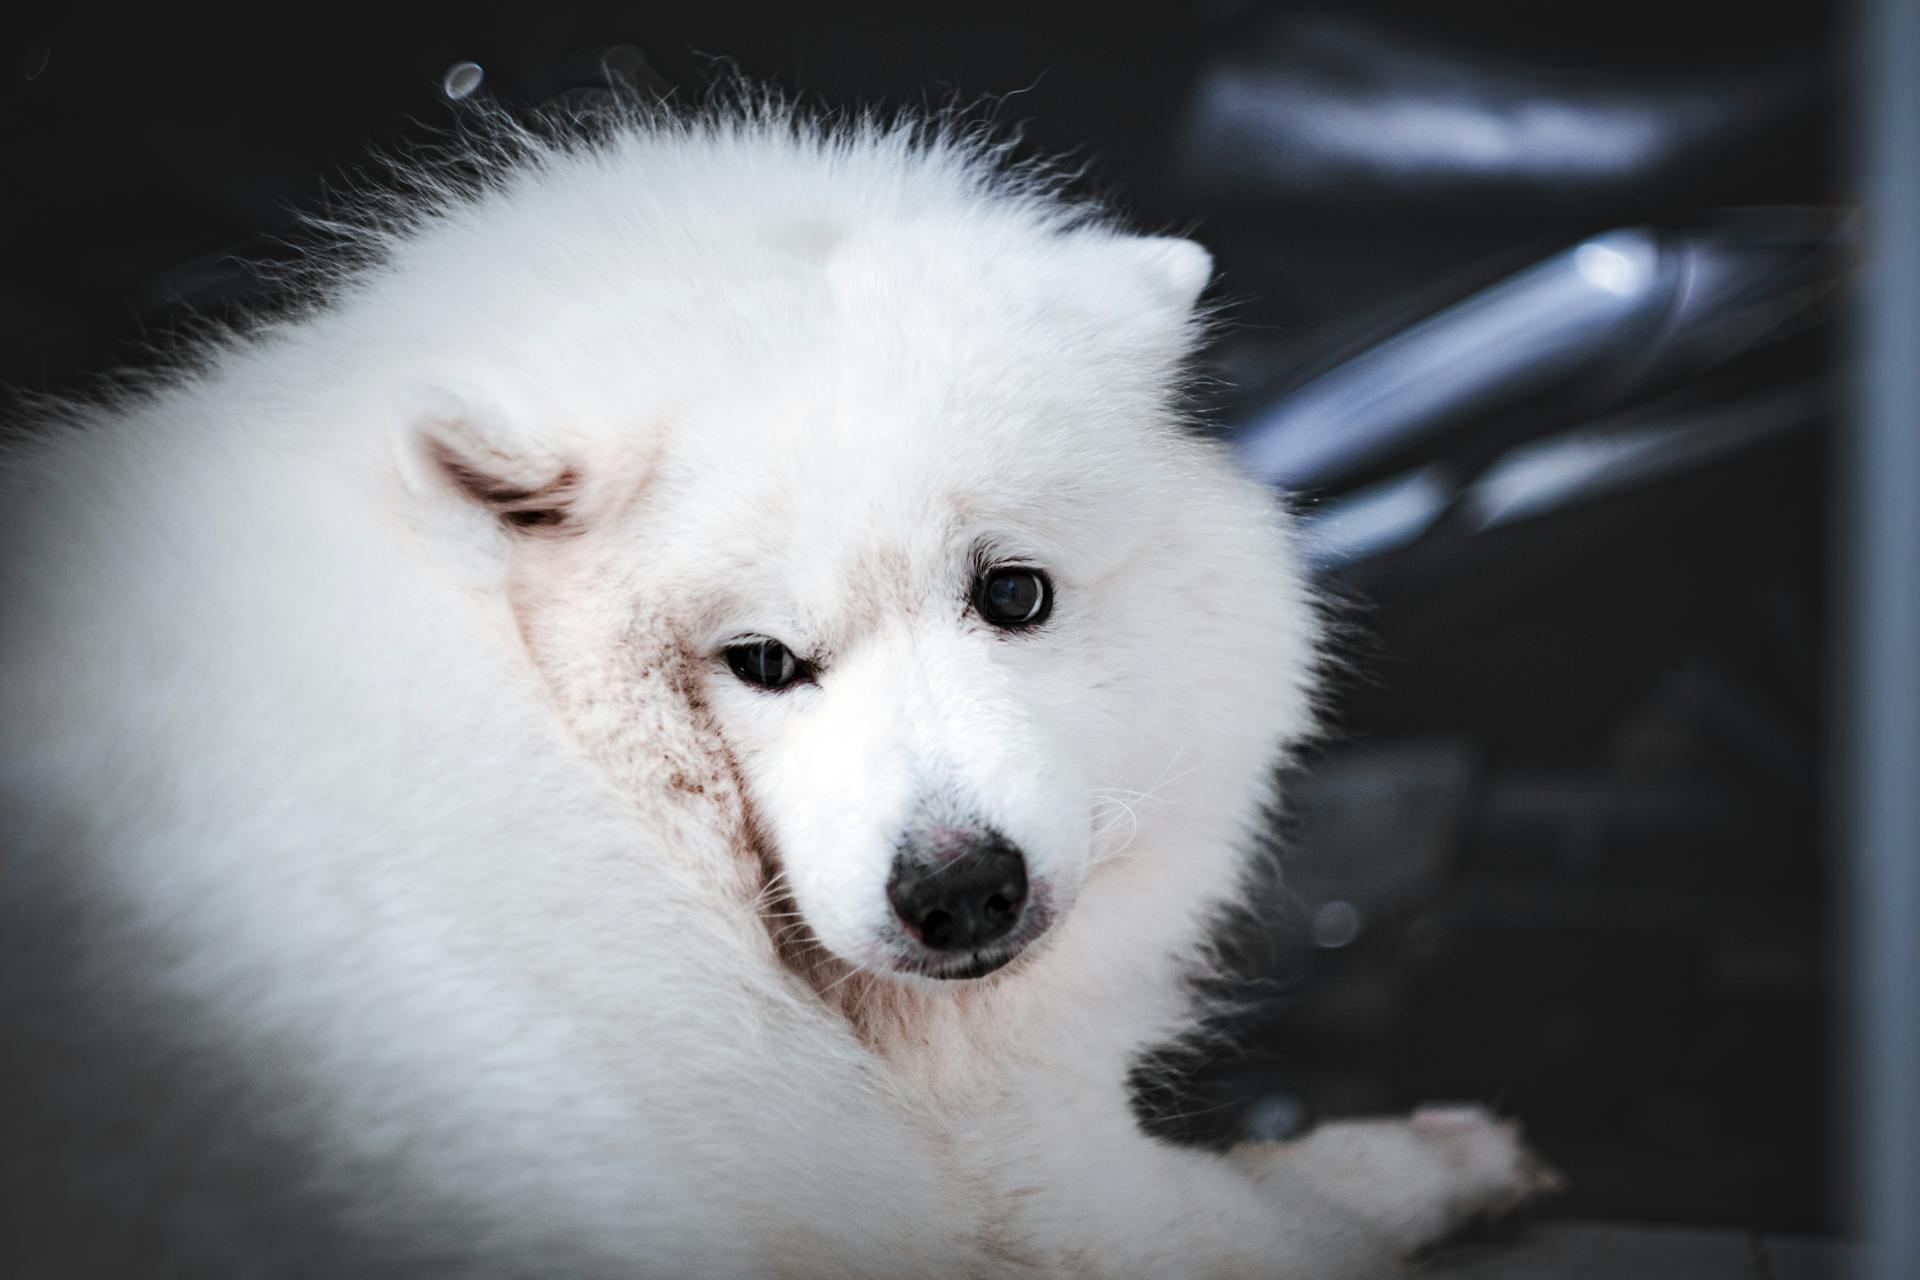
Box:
left=387, top=128, right=1318, bottom=986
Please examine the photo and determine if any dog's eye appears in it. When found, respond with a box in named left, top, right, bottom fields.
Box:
left=975, top=567, right=1052, bottom=630
left=724, top=639, right=808, bottom=691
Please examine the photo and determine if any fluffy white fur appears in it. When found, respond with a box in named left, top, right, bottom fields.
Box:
left=0, top=102, right=1554, bottom=1276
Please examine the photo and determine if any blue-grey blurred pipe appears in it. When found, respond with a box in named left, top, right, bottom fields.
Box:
left=1231, top=229, right=1671, bottom=490
left=1849, top=0, right=1919, bottom=1273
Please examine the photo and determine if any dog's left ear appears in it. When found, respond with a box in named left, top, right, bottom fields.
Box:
left=393, top=384, right=588, bottom=534
left=1115, top=236, right=1214, bottom=315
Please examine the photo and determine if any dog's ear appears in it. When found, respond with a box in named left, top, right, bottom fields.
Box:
left=1116, top=236, right=1214, bottom=315
left=393, top=385, right=586, bottom=534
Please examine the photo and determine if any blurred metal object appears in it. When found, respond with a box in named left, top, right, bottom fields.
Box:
left=1233, top=211, right=1850, bottom=495
left=1174, top=12, right=1821, bottom=213
left=1293, top=379, right=1827, bottom=569
left=1847, top=0, right=1919, bottom=1272
left=1236, top=227, right=1667, bottom=490
left=1464, top=381, right=1826, bottom=533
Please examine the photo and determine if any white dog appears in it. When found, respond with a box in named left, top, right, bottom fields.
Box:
left=0, top=101, right=1555, bottom=1276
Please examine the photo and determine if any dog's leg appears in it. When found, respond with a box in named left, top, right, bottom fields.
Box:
left=1004, top=1082, right=1557, bottom=1275
left=1233, top=1105, right=1566, bottom=1258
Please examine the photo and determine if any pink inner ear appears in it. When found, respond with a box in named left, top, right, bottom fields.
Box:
left=425, top=437, right=580, bottom=533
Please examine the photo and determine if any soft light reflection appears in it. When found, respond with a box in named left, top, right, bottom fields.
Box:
left=442, top=61, right=484, bottom=101
left=1574, top=233, right=1658, bottom=297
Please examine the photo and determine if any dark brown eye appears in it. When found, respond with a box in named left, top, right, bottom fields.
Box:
left=724, top=640, right=808, bottom=690
left=975, top=567, right=1052, bottom=630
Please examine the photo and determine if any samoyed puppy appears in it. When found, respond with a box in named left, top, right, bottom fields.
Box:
left=0, top=100, right=1555, bottom=1276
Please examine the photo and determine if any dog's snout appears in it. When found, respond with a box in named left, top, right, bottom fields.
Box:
left=887, top=831, right=1029, bottom=953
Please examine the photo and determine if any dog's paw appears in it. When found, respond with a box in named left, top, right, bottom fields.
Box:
left=1408, top=1104, right=1568, bottom=1224
left=1256, top=1104, right=1565, bottom=1258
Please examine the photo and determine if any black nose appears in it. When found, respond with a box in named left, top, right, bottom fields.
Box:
left=887, top=831, right=1029, bottom=952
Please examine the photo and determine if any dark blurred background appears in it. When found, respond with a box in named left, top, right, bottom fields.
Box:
left=4, top=0, right=1846, bottom=1241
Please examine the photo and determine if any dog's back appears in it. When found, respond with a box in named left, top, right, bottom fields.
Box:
left=2, top=101, right=1559, bottom=1278
left=0, top=343, right=963, bottom=1277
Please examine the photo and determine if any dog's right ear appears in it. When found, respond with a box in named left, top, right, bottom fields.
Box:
left=393, top=385, right=586, bottom=534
